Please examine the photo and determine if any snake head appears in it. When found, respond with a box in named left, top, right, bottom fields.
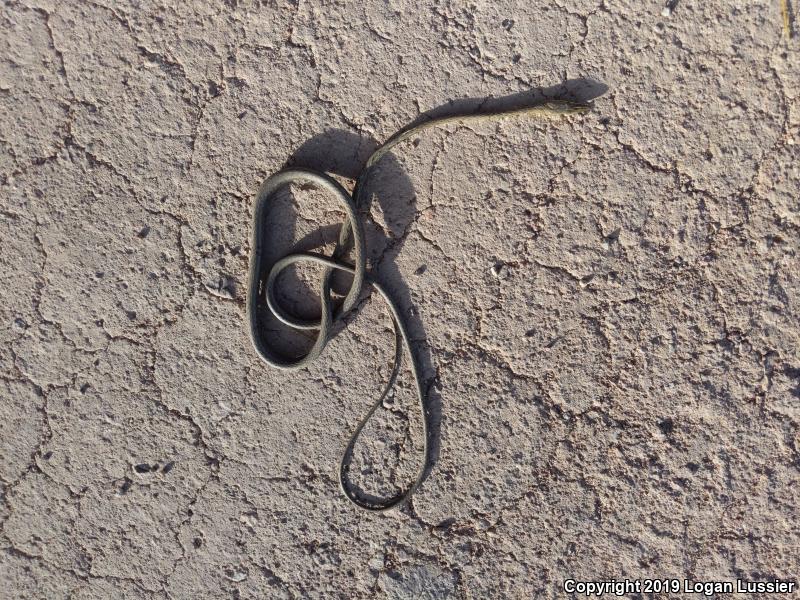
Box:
left=543, top=99, right=592, bottom=115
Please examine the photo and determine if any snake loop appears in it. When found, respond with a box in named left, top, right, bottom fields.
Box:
left=247, top=99, right=590, bottom=511
left=252, top=169, right=365, bottom=370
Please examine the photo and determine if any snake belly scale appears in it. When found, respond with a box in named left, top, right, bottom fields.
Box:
left=247, top=100, right=589, bottom=512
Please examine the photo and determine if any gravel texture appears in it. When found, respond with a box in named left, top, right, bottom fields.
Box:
left=1, top=1, right=798, bottom=598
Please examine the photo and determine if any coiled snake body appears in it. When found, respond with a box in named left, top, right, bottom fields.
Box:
left=247, top=100, right=589, bottom=512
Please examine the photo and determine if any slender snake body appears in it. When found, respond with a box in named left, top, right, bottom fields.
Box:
left=247, top=99, right=589, bottom=512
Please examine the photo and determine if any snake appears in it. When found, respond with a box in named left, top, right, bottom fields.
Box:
left=247, top=99, right=590, bottom=512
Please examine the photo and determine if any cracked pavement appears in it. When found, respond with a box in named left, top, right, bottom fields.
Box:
left=1, top=0, right=798, bottom=598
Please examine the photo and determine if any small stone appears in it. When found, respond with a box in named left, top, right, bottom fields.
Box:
left=227, top=570, right=247, bottom=583
left=204, top=277, right=235, bottom=299
left=661, top=6, right=672, bottom=17
left=382, top=388, right=396, bottom=409
left=490, top=263, right=509, bottom=279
